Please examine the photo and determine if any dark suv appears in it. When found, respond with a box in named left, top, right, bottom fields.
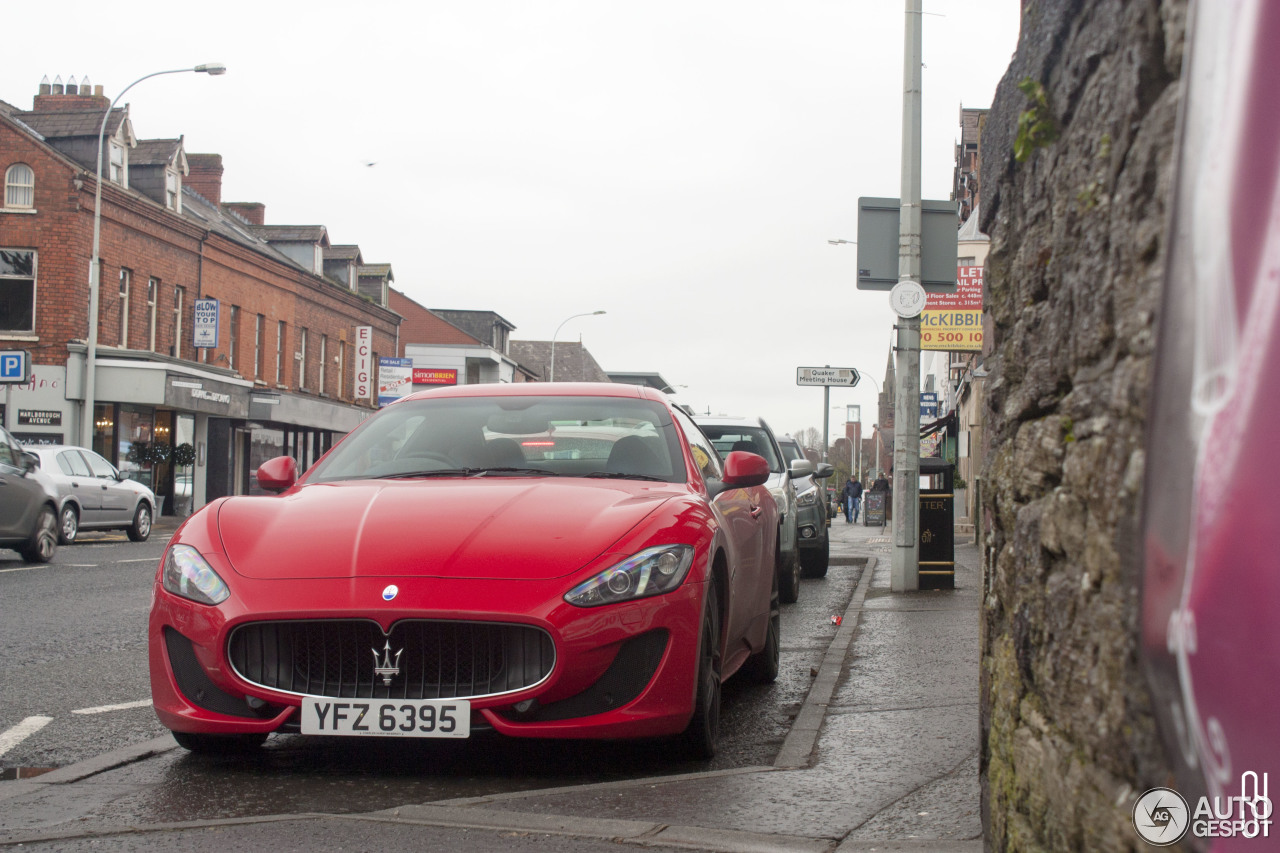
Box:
left=777, top=435, right=834, bottom=577
left=0, top=426, right=59, bottom=563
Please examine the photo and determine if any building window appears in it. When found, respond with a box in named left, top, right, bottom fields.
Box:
left=118, top=269, right=131, bottom=348
left=228, top=305, right=240, bottom=370
left=0, top=249, right=36, bottom=334
left=254, top=314, right=263, bottom=379
left=4, top=164, right=34, bottom=208
left=319, top=335, right=328, bottom=394
left=339, top=341, right=347, bottom=400
left=298, top=328, right=308, bottom=389
left=276, top=321, right=286, bottom=385
left=165, top=170, right=181, bottom=212
left=172, top=286, right=185, bottom=359
left=146, top=277, right=159, bottom=352
left=109, top=142, right=126, bottom=185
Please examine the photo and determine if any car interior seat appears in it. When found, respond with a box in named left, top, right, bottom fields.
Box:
left=486, top=437, right=527, bottom=468
left=605, top=435, right=666, bottom=478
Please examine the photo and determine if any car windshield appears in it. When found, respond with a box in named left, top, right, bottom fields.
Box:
left=698, top=425, right=782, bottom=473
left=308, top=395, right=687, bottom=484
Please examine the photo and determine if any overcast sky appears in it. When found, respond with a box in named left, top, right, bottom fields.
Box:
left=8, top=0, right=1020, bottom=442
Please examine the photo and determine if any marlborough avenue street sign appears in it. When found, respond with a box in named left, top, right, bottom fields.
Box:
left=797, top=366, right=860, bottom=387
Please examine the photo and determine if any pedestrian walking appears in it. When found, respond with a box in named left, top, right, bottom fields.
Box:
left=840, top=477, right=857, bottom=523
left=849, top=476, right=863, bottom=523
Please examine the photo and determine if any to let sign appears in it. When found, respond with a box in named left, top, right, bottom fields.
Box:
left=796, top=367, right=860, bottom=387
left=193, top=299, right=219, bottom=348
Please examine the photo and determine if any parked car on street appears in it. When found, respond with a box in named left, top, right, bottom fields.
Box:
left=776, top=435, right=834, bottom=577
left=693, top=415, right=807, bottom=604
left=150, top=383, right=779, bottom=760
left=0, top=425, right=59, bottom=563
left=25, top=445, right=158, bottom=544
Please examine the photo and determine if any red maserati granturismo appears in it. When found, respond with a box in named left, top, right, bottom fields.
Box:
left=149, top=383, right=779, bottom=759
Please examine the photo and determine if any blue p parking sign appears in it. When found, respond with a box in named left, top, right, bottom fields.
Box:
left=1, top=350, right=31, bottom=383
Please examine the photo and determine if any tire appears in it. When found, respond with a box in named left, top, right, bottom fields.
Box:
left=172, top=731, right=268, bottom=754
left=58, top=503, right=79, bottom=545
left=19, top=505, right=58, bottom=564
left=127, top=502, right=153, bottom=542
left=779, top=536, right=801, bottom=605
left=679, top=580, right=721, bottom=760
left=741, top=564, right=780, bottom=683
left=800, top=535, right=830, bottom=579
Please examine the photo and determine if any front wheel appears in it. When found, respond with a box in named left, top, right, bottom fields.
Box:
left=742, top=564, right=780, bottom=683
left=19, top=506, right=58, bottom=563
left=679, top=580, right=721, bottom=760
left=127, top=502, right=152, bottom=542
left=58, top=504, right=79, bottom=545
left=800, top=535, right=829, bottom=579
left=779, top=538, right=801, bottom=604
left=171, top=731, right=268, bottom=754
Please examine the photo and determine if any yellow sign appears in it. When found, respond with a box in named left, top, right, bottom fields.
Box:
left=922, top=266, right=984, bottom=351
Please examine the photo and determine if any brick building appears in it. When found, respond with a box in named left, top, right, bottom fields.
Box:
left=0, top=78, right=399, bottom=516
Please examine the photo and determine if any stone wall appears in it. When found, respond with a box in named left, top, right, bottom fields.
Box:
left=977, top=1, right=1187, bottom=849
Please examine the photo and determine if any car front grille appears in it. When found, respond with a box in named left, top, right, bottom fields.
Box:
left=227, top=619, right=555, bottom=700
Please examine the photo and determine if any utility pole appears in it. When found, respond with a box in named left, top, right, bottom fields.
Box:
left=891, top=0, right=923, bottom=592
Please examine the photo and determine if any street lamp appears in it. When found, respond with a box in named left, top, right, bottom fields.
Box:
left=549, top=310, right=605, bottom=382
left=81, top=63, right=227, bottom=449
left=855, top=372, right=882, bottom=481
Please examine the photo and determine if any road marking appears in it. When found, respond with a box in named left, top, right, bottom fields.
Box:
left=0, top=565, right=40, bottom=574
left=0, top=716, right=53, bottom=757
left=72, top=699, right=153, bottom=715
left=117, top=558, right=156, bottom=564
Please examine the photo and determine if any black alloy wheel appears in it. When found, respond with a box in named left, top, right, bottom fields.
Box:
left=679, top=579, right=722, bottom=760
left=20, top=505, right=58, bottom=563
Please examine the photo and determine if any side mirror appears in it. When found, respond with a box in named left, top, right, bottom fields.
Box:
left=813, top=462, right=835, bottom=479
left=21, top=451, right=39, bottom=473
left=721, top=450, right=770, bottom=488
left=257, top=455, right=299, bottom=494
left=788, top=458, right=815, bottom=478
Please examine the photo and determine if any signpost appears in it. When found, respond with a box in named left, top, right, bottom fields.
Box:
left=1, top=350, right=32, bottom=431
left=797, top=366, right=860, bottom=464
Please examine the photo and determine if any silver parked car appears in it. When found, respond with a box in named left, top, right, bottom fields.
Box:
left=0, top=426, right=60, bottom=562
left=777, top=435, right=834, bottom=577
left=26, top=445, right=157, bottom=543
left=694, top=415, right=811, bottom=604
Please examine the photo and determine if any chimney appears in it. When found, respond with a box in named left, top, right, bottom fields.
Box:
left=185, top=153, right=224, bottom=205
left=33, top=74, right=109, bottom=112
left=223, top=202, right=266, bottom=225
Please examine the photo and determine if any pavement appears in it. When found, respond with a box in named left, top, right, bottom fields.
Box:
left=1, top=515, right=983, bottom=852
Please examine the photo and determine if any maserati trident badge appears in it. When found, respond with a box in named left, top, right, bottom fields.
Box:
left=373, top=641, right=403, bottom=685
left=381, top=584, right=399, bottom=601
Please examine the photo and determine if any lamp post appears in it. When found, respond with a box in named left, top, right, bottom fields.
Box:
left=855, top=372, right=882, bottom=481
left=81, top=63, right=227, bottom=449
left=548, top=310, right=605, bottom=382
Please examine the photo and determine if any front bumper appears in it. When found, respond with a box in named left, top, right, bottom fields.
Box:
left=149, top=570, right=706, bottom=742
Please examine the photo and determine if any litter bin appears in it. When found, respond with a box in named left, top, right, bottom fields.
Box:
left=919, top=457, right=955, bottom=590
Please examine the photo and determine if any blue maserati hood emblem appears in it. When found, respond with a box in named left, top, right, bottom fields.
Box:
left=381, top=584, right=399, bottom=601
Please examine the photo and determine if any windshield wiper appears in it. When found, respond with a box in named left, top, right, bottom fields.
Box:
left=582, top=471, right=669, bottom=482
left=467, top=467, right=558, bottom=477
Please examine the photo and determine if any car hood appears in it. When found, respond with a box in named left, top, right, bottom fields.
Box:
left=216, top=478, right=678, bottom=581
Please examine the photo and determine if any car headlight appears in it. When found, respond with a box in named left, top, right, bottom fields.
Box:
left=162, top=544, right=230, bottom=606
left=796, top=485, right=818, bottom=506
left=564, top=545, right=695, bottom=607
